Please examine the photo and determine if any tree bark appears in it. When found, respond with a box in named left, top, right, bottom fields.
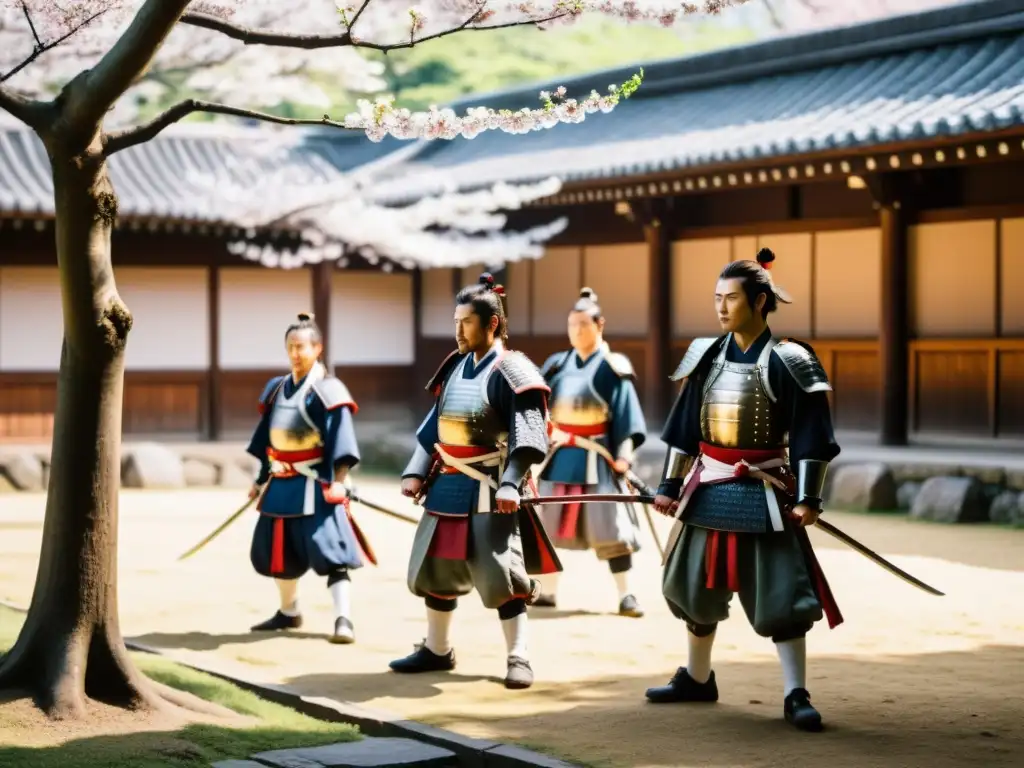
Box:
left=0, top=134, right=226, bottom=721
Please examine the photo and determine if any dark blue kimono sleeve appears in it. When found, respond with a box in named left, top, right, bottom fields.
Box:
left=402, top=404, right=439, bottom=479
left=597, top=362, right=647, bottom=460
left=325, top=404, right=360, bottom=477
left=768, top=355, right=841, bottom=465
left=245, top=415, right=271, bottom=485
left=490, top=374, right=548, bottom=488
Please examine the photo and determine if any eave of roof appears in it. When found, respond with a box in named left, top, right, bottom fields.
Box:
left=365, top=0, right=1024, bottom=205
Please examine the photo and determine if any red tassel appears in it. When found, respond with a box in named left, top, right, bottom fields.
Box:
left=556, top=483, right=583, bottom=539
left=726, top=533, right=740, bottom=591
left=705, top=530, right=720, bottom=588
left=270, top=517, right=285, bottom=575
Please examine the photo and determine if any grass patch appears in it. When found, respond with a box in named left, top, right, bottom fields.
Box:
left=0, top=604, right=359, bottom=767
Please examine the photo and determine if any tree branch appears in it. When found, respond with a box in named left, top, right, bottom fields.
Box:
left=0, top=85, right=50, bottom=130
left=103, top=99, right=352, bottom=155
left=0, top=6, right=108, bottom=85
left=178, top=9, right=570, bottom=53
left=63, top=0, right=193, bottom=132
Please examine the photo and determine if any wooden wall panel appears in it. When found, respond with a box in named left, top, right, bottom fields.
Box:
left=122, top=373, right=205, bottom=436
left=0, top=376, right=57, bottom=442
left=912, top=347, right=990, bottom=435
left=997, top=350, right=1024, bottom=437
left=1000, top=218, right=1024, bottom=335
left=531, top=247, right=581, bottom=333
left=757, top=232, right=812, bottom=337
left=581, top=243, right=649, bottom=335
left=813, top=228, right=881, bottom=338
left=420, top=268, right=456, bottom=338
left=671, top=238, right=729, bottom=338
left=829, top=349, right=881, bottom=431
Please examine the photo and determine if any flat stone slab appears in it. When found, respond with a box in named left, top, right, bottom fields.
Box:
left=252, top=738, right=457, bottom=768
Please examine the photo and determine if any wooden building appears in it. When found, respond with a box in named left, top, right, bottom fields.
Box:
left=3, top=0, right=1023, bottom=447
left=375, top=0, right=1024, bottom=446
left=0, top=121, right=416, bottom=442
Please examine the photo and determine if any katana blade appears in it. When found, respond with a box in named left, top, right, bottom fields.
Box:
left=178, top=496, right=256, bottom=561
left=814, top=519, right=945, bottom=596
left=521, top=494, right=945, bottom=596
left=348, top=491, right=419, bottom=526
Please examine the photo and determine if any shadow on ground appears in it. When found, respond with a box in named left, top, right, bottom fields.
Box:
left=283, top=644, right=1024, bottom=768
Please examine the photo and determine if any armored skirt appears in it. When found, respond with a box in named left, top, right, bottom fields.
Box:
left=662, top=445, right=841, bottom=641
left=251, top=476, right=373, bottom=580
left=408, top=458, right=559, bottom=610
left=537, top=439, right=641, bottom=560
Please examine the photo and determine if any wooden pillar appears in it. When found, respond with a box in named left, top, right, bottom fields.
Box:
left=877, top=178, right=909, bottom=446
left=313, top=260, right=333, bottom=372
left=206, top=265, right=221, bottom=440
left=639, top=199, right=673, bottom=425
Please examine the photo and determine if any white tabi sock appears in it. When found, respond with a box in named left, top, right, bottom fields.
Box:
left=501, top=612, right=529, bottom=661
left=612, top=570, right=630, bottom=600
left=329, top=579, right=351, bottom=621
left=776, top=637, right=807, bottom=697
left=425, top=608, right=453, bottom=656
left=275, top=578, right=300, bottom=616
left=536, top=572, right=560, bottom=598
left=687, top=629, right=716, bottom=684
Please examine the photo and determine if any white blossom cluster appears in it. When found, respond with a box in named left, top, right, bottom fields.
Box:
left=0, top=1, right=748, bottom=134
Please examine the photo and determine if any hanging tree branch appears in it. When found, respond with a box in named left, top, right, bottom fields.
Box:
left=0, top=4, right=107, bottom=84
left=0, top=83, right=48, bottom=128
left=177, top=7, right=572, bottom=53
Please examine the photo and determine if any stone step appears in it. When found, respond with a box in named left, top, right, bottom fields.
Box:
left=215, top=737, right=457, bottom=768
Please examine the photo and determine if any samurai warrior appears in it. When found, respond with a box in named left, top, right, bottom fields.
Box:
left=246, top=312, right=374, bottom=645
left=391, top=273, right=561, bottom=690
left=646, top=248, right=843, bottom=732
left=533, top=287, right=648, bottom=617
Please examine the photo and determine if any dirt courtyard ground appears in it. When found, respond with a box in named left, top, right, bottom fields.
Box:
left=1, top=478, right=1022, bottom=768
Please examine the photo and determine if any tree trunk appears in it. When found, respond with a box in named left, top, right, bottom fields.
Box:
left=0, top=134, right=225, bottom=721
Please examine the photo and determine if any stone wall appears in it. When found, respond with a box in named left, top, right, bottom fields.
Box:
left=5, top=435, right=1024, bottom=529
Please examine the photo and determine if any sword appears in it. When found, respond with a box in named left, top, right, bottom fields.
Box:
left=615, top=472, right=665, bottom=560
left=348, top=490, right=419, bottom=526
left=178, top=496, right=256, bottom=561
left=520, top=493, right=945, bottom=596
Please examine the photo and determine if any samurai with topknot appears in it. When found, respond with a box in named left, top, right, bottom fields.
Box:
left=646, top=248, right=843, bottom=732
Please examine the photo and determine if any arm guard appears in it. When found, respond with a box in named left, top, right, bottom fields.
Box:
left=670, top=337, right=723, bottom=382
left=772, top=340, right=832, bottom=393
left=496, top=351, right=550, bottom=395
left=603, top=350, right=637, bottom=380
left=313, top=377, right=359, bottom=413
left=403, top=444, right=434, bottom=479
left=796, top=459, right=830, bottom=511
left=657, top=447, right=695, bottom=498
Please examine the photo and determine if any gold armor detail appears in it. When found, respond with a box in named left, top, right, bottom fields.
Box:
left=700, top=338, right=786, bottom=450
left=436, top=355, right=505, bottom=447
left=268, top=376, right=324, bottom=452
left=547, top=350, right=610, bottom=428
left=549, top=399, right=609, bottom=428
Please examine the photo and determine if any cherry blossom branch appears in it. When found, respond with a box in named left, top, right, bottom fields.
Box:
left=0, top=4, right=107, bottom=84
left=103, top=99, right=350, bottom=154
left=105, top=68, right=643, bottom=152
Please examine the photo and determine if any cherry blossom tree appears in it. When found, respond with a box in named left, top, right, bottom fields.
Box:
left=0, top=0, right=748, bottom=722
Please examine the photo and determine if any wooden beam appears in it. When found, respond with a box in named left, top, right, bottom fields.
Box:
left=313, top=261, right=333, bottom=371
left=206, top=265, right=221, bottom=440
left=877, top=177, right=910, bottom=446
left=638, top=199, right=674, bottom=425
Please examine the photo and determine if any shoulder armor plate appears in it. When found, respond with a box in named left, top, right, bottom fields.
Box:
left=257, top=375, right=287, bottom=414
left=426, top=350, right=466, bottom=395
left=539, top=350, right=571, bottom=379
left=313, top=376, right=359, bottom=413
left=497, top=351, right=550, bottom=394
left=772, top=340, right=832, bottom=393
left=670, top=337, right=724, bottom=381
left=603, top=350, right=636, bottom=380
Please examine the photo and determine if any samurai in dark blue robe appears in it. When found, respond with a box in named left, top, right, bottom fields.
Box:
left=245, top=361, right=371, bottom=643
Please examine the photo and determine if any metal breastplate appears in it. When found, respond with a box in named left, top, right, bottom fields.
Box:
left=436, top=356, right=505, bottom=447
left=268, top=375, right=323, bottom=452
left=700, top=337, right=786, bottom=450
left=548, top=352, right=609, bottom=427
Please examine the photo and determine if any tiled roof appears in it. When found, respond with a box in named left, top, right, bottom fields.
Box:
left=0, top=121, right=400, bottom=222
left=367, top=0, right=1024, bottom=204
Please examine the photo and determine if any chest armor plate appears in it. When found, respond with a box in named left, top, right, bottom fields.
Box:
left=437, top=356, right=506, bottom=447
left=700, top=339, right=786, bottom=450
left=268, top=377, right=323, bottom=452
left=548, top=353, right=609, bottom=427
